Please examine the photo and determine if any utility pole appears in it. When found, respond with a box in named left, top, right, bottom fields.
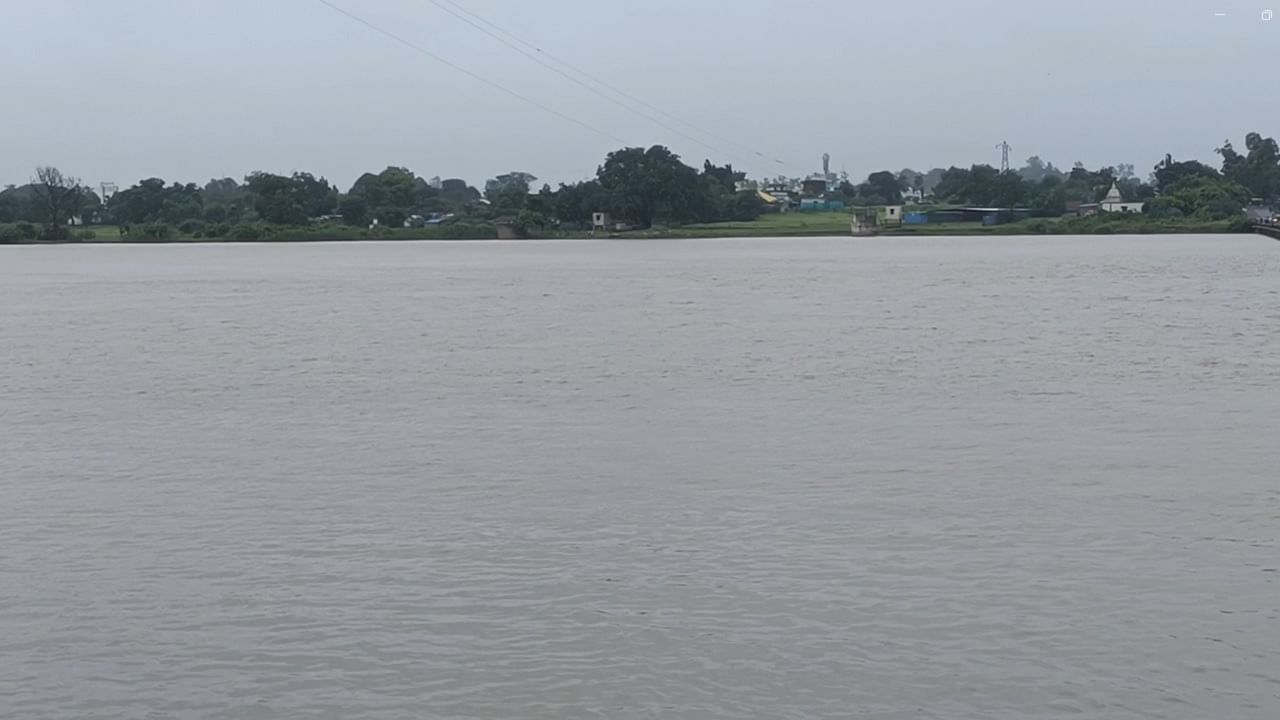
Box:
left=996, top=141, right=1011, bottom=173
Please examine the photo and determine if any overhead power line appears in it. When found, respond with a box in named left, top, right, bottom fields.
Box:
left=314, top=0, right=626, bottom=145
left=423, top=0, right=736, bottom=161
left=427, top=0, right=792, bottom=168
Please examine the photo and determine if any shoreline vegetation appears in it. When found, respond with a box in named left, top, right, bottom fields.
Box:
left=0, top=212, right=1257, bottom=246
left=3, top=132, right=1277, bottom=246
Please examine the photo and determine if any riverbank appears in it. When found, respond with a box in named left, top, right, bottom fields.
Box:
left=1, top=213, right=1256, bottom=245
left=611, top=212, right=1250, bottom=239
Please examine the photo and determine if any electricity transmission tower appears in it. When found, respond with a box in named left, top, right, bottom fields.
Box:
left=996, top=141, right=1011, bottom=172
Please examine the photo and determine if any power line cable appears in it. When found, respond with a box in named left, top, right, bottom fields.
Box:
left=430, top=0, right=793, bottom=168
left=314, top=0, right=627, bottom=145
left=423, top=0, right=736, bottom=161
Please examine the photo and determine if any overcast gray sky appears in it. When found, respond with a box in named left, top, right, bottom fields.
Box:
left=3, top=0, right=1275, bottom=190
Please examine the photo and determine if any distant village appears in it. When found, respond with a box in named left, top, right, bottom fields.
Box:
left=730, top=153, right=1162, bottom=230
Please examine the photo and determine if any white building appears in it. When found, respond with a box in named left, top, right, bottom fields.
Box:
left=900, top=187, right=924, bottom=203
left=1100, top=182, right=1144, bottom=213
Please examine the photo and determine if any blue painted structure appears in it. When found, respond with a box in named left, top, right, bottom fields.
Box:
left=798, top=199, right=845, bottom=212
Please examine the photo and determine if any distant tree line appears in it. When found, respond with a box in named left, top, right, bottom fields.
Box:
left=838, top=132, right=1277, bottom=222
left=3, top=132, right=1276, bottom=243
left=1, top=144, right=763, bottom=242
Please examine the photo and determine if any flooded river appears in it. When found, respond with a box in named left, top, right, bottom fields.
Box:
left=2, top=235, right=1278, bottom=719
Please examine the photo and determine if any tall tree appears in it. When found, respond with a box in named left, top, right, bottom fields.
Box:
left=109, top=178, right=168, bottom=225
left=1152, top=154, right=1220, bottom=193
left=702, top=161, right=745, bottom=193
left=597, top=145, right=700, bottom=228
left=484, top=171, right=537, bottom=198
left=1218, top=133, right=1280, bottom=201
left=860, top=171, right=904, bottom=204
left=1018, top=156, right=1064, bottom=183
left=0, top=190, right=17, bottom=223
left=244, top=172, right=307, bottom=225
left=78, top=189, right=103, bottom=225
left=438, top=178, right=481, bottom=206
left=30, top=166, right=84, bottom=237
left=203, top=177, right=244, bottom=202
left=932, top=166, right=971, bottom=203
left=347, top=167, right=435, bottom=225
left=484, top=171, right=537, bottom=211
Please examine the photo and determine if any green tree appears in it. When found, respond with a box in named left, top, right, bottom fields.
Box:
left=350, top=167, right=417, bottom=211
left=484, top=172, right=536, bottom=212
left=159, top=183, right=203, bottom=224
left=338, top=195, right=369, bottom=226
left=0, top=184, right=36, bottom=223
left=1152, top=154, right=1219, bottom=193
left=347, top=167, right=427, bottom=225
left=990, top=171, right=1028, bottom=208
left=514, top=207, right=548, bottom=234
left=1163, top=176, right=1250, bottom=220
left=203, top=178, right=245, bottom=203
left=484, top=171, right=536, bottom=198
left=438, top=178, right=481, bottom=206
left=1028, top=176, right=1067, bottom=217
left=1217, top=133, right=1280, bottom=201
left=0, top=190, right=17, bottom=223
left=244, top=172, right=308, bottom=225
left=203, top=204, right=229, bottom=224
left=1117, top=177, right=1155, bottom=203
left=1018, top=156, right=1065, bottom=183
left=702, top=161, right=745, bottom=193
left=108, top=178, right=205, bottom=226
left=78, top=190, right=103, bottom=224
left=932, top=166, right=971, bottom=203
left=726, top=190, right=764, bottom=221
left=597, top=145, right=701, bottom=228
left=293, top=172, right=338, bottom=217
left=109, top=178, right=166, bottom=225
left=553, top=180, right=608, bottom=226
left=860, top=171, right=904, bottom=204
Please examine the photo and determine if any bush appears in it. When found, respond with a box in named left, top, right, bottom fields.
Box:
left=0, top=225, right=25, bottom=243
left=727, top=191, right=764, bottom=221
left=191, top=230, right=204, bottom=239
left=15, top=222, right=38, bottom=239
left=1226, top=215, right=1255, bottom=233
left=39, top=225, right=71, bottom=241
left=208, top=223, right=231, bottom=238
left=74, top=229, right=97, bottom=241
left=1145, top=197, right=1184, bottom=219
left=434, top=221, right=496, bottom=239
left=139, top=223, right=175, bottom=241
left=230, top=224, right=261, bottom=241
left=178, top=219, right=207, bottom=235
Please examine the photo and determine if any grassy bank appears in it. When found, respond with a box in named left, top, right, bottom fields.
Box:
left=612, top=212, right=1250, bottom=239
left=0, top=222, right=500, bottom=244
left=3, top=213, right=1254, bottom=245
